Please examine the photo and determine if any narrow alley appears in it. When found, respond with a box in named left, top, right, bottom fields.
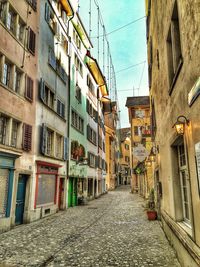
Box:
left=0, top=187, right=180, bottom=267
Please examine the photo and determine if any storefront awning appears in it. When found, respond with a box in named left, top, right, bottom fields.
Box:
left=60, top=0, right=73, bottom=16
left=85, top=51, right=108, bottom=96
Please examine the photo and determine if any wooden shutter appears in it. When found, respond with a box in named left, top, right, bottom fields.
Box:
left=87, top=152, right=90, bottom=166
left=39, top=78, right=45, bottom=102
left=28, top=27, right=36, bottom=55
left=63, top=137, right=68, bottom=160
left=22, top=124, right=32, bottom=151
left=87, top=125, right=90, bottom=140
left=40, top=123, right=47, bottom=155
left=25, top=75, right=33, bottom=101
left=45, top=3, right=50, bottom=23
left=86, top=99, right=89, bottom=113
left=95, top=155, right=98, bottom=168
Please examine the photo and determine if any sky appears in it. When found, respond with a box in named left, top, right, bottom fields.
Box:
left=78, top=0, right=148, bottom=128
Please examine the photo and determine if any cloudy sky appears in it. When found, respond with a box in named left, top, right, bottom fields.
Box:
left=79, top=0, right=148, bottom=128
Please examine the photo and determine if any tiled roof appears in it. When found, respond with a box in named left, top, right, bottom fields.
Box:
left=125, top=96, right=150, bottom=107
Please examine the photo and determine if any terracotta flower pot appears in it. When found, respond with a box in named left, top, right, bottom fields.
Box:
left=147, top=210, right=157, bottom=220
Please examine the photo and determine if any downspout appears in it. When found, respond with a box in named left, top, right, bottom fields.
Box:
left=66, top=11, right=74, bottom=202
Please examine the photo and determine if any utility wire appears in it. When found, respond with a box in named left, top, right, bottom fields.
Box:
left=115, top=61, right=146, bottom=74
left=91, top=16, right=146, bottom=38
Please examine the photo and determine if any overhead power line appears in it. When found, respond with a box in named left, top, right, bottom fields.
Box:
left=91, top=16, right=146, bottom=38
left=116, top=61, right=146, bottom=74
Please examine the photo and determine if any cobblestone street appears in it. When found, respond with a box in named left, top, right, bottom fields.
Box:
left=0, top=186, right=181, bottom=267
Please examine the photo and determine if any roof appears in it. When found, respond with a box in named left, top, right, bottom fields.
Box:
left=125, top=96, right=150, bottom=107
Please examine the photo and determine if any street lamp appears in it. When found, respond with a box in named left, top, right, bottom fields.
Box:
left=145, top=157, right=152, bottom=167
left=173, top=115, right=189, bottom=135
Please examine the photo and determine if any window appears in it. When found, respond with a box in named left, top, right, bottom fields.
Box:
left=43, top=83, right=55, bottom=109
left=167, top=0, right=182, bottom=92
left=14, top=68, right=22, bottom=93
left=27, top=0, right=37, bottom=11
left=88, top=152, right=96, bottom=168
left=37, top=174, right=56, bottom=206
left=2, top=61, right=11, bottom=87
left=11, top=120, right=18, bottom=147
left=57, top=99, right=65, bottom=118
left=125, top=156, right=130, bottom=163
left=0, top=1, right=7, bottom=24
left=87, top=75, right=95, bottom=94
left=134, top=126, right=139, bottom=136
left=0, top=168, right=9, bottom=218
left=177, top=143, right=191, bottom=224
left=46, top=128, right=53, bottom=156
left=125, top=144, right=129, bottom=150
left=28, top=27, right=36, bottom=55
left=7, top=7, right=16, bottom=34
left=73, top=29, right=81, bottom=49
left=71, top=110, right=84, bottom=134
left=0, top=115, right=8, bottom=145
left=87, top=125, right=97, bottom=145
left=75, top=85, right=82, bottom=103
left=56, top=133, right=63, bottom=158
left=74, top=54, right=83, bottom=76
left=16, top=19, right=25, bottom=43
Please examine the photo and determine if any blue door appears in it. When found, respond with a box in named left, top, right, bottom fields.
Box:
left=15, top=175, right=27, bottom=224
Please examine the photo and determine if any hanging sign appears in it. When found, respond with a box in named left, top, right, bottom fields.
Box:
left=133, top=144, right=149, bottom=162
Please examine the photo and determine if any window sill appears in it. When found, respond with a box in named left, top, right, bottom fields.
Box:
left=0, top=82, right=31, bottom=103
left=40, top=101, right=66, bottom=122
left=43, top=153, right=65, bottom=162
left=178, top=221, right=192, bottom=237
left=169, top=57, right=183, bottom=95
left=71, top=125, right=84, bottom=135
left=0, top=21, right=28, bottom=53
left=0, top=143, right=23, bottom=155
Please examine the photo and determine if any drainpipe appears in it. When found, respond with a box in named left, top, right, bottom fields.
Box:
left=66, top=10, right=74, bottom=202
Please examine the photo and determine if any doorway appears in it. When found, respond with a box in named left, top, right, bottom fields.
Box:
left=68, top=177, right=77, bottom=207
left=15, top=174, right=27, bottom=225
left=58, top=178, right=65, bottom=210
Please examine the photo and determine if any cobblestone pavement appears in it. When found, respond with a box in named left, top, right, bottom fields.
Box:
left=0, top=186, right=181, bottom=267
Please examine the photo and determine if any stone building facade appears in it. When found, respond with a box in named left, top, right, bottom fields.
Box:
left=146, top=0, right=200, bottom=266
left=0, top=0, right=38, bottom=232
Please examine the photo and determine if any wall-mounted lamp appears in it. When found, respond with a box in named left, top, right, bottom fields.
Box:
left=173, top=115, right=189, bottom=135
left=149, top=148, right=156, bottom=162
left=145, top=157, right=152, bottom=167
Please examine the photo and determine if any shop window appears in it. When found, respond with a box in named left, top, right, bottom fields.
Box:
left=36, top=174, right=56, bottom=206
left=167, top=0, right=182, bottom=93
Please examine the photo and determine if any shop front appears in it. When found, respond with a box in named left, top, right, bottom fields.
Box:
left=0, top=152, right=19, bottom=232
left=35, top=161, right=61, bottom=218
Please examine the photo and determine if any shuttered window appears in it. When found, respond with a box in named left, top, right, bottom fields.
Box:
left=25, top=76, right=33, bottom=101
left=28, top=28, right=36, bottom=55
left=22, top=124, right=32, bottom=151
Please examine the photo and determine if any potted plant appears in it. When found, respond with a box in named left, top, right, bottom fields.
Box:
left=146, top=188, right=157, bottom=220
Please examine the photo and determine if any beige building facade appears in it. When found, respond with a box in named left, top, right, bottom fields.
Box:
left=146, top=0, right=200, bottom=266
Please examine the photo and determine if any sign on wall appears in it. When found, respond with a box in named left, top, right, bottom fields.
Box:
left=188, top=77, right=200, bottom=106
left=133, top=144, right=149, bottom=162
left=195, top=142, right=200, bottom=195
